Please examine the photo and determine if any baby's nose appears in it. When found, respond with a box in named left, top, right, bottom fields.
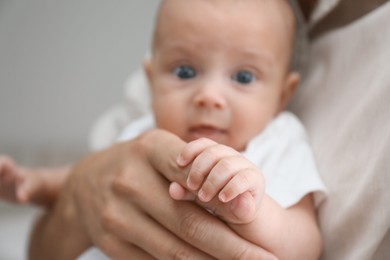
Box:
left=193, top=84, right=227, bottom=109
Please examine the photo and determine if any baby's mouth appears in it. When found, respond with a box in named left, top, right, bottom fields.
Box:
left=189, top=125, right=227, bottom=140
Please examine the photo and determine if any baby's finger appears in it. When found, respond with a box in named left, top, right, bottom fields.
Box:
left=187, top=144, right=240, bottom=191
left=219, top=168, right=264, bottom=204
left=197, top=155, right=247, bottom=202
left=176, top=138, right=217, bottom=167
left=229, top=192, right=258, bottom=223
left=0, top=156, right=15, bottom=173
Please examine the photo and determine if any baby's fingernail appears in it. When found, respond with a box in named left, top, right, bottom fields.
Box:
left=187, top=179, right=196, bottom=190
left=176, top=155, right=185, bottom=166
left=219, top=193, right=227, bottom=203
left=198, top=189, right=208, bottom=201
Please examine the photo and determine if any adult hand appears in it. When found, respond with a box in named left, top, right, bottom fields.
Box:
left=110, top=129, right=277, bottom=259
left=29, top=129, right=276, bottom=259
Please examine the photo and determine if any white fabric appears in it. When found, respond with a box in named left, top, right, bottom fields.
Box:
left=118, top=111, right=326, bottom=209
left=242, top=112, right=326, bottom=208
left=89, top=68, right=151, bottom=151
left=289, top=2, right=390, bottom=259
left=117, top=113, right=154, bottom=142
left=78, top=247, right=108, bottom=260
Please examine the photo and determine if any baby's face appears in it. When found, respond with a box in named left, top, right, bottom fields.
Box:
left=146, top=0, right=298, bottom=151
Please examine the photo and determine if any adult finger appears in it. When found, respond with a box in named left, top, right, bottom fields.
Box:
left=111, top=161, right=213, bottom=259
left=154, top=198, right=276, bottom=259
left=138, top=130, right=277, bottom=259
left=126, top=173, right=274, bottom=260
left=102, top=206, right=213, bottom=260
left=96, top=235, right=155, bottom=260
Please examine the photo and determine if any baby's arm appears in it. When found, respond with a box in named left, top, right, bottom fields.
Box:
left=0, top=155, right=70, bottom=207
left=170, top=138, right=322, bottom=259
left=0, top=156, right=24, bottom=202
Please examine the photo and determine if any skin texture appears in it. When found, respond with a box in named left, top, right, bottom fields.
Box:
left=3, top=0, right=296, bottom=212
left=147, top=0, right=299, bottom=152
left=29, top=130, right=278, bottom=260
left=27, top=0, right=321, bottom=259
left=0, top=156, right=22, bottom=202
left=171, top=138, right=265, bottom=224
left=145, top=1, right=321, bottom=258
left=0, top=156, right=69, bottom=207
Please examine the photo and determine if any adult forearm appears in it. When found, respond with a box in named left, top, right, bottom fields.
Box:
left=30, top=165, right=71, bottom=207
left=28, top=162, right=93, bottom=259
left=28, top=195, right=91, bottom=260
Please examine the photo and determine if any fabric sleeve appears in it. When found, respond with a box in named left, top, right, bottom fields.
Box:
left=244, top=112, right=327, bottom=209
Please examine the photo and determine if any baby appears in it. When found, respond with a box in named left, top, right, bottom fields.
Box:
left=1, top=0, right=326, bottom=258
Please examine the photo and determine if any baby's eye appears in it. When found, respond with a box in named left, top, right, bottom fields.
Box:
left=173, top=65, right=196, bottom=79
left=232, top=70, right=255, bottom=84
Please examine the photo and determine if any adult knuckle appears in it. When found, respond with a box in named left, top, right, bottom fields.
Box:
left=101, top=204, right=120, bottom=232
left=170, top=247, right=192, bottom=260
left=233, top=245, right=278, bottom=260
left=179, top=212, right=207, bottom=241
left=111, top=176, right=125, bottom=194
left=112, top=173, right=129, bottom=194
left=232, top=245, right=255, bottom=260
left=112, top=170, right=140, bottom=197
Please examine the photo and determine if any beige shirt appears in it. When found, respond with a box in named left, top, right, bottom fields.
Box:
left=289, top=1, right=390, bottom=259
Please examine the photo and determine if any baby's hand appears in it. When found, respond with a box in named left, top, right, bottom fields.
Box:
left=170, top=138, right=265, bottom=224
left=0, top=156, right=23, bottom=202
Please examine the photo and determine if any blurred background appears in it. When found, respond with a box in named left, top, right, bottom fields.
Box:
left=0, top=1, right=159, bottom=258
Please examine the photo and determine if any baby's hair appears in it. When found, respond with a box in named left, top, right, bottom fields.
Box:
left=288, top=0, right=309, bottom=76
left=267, top=0, right=307, bottom=74
left=152, top=0, right=307, bottom=74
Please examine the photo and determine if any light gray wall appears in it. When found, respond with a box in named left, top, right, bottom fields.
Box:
left=0, top=1, right=159, bottom=259
left=0, top=0, right=159, bottom=166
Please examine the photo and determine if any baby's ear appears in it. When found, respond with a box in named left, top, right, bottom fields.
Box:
left=280, top=71, right=300, bottom=110
left=143, top=59, right=152, bottom=84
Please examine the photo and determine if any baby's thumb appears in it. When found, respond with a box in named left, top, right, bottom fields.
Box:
left=230, top=192, right=257, bottom=223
